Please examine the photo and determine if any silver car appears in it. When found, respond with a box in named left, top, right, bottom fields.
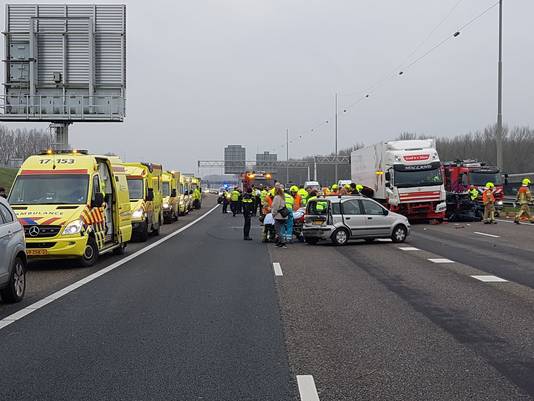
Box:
left=0, top=196, right=26, bottom=303
left=303, top=195, right=410, bottom=245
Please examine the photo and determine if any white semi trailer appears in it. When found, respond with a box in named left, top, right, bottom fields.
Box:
left=351, top=139, right=446, bottom=220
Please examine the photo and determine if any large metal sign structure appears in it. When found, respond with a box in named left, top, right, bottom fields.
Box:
left=1, top=4, right=126, bottom=149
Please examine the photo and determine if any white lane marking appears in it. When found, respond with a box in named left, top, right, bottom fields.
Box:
left=297, top=375, right=320, bottom=401
left=272, top=262, right=283, bottom=276
left=496, top=218, right=534, bottom=226
left=428, top=258, right=455, bottom=264
left=376, top=238, right=392, bottom=242
left=471, top=275, right=508, bottom=283
left=0, top=204, right=220, bottom=332
left=398, top=246, right=420, bottom=251
left=474, top=232, right=500, bottom=238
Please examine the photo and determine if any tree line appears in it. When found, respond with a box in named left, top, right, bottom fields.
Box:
left=0, top=124, right=52, bottom=167
left=397, top=125, right=534, bottom=173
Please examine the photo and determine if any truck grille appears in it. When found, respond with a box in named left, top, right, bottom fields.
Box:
left=24, top=225, right=61, bottom=238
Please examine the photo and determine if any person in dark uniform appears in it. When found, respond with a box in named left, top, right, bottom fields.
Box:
left=242, top=188, right=255, bottom=240
left=222, top=189, right=229, bottom=214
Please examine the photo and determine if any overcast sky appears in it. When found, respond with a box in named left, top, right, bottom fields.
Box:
left=1, top=0, right=533, bottom=174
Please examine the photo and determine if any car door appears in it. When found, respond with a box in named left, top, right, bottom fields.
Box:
left=361, top=199, right=391, bottom=237
left=340, top=199, right=368, bottom=238
left=0, top=207, right=8, bottom=281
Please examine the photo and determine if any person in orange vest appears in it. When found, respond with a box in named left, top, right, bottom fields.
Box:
left=290, top=186, right=301, bottom=211
left=514, top=178, right=534, bottom=224
left=482, top=182, right=497, bottom=224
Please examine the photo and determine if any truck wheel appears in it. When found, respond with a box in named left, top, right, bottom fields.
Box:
left=0, top=256, right=26, bottom=303
left=331, top=228, right=349, bottom=246
left=113, top=243, right=127, bottom=255
left=80, top=237, right=99, bottom=267
left=391, top=225, right=408, bottom=243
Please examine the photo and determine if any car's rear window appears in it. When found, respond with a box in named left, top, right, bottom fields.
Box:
left=307, top=200, right=330, bottom=215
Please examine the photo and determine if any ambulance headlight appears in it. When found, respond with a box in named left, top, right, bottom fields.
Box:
left=163, top=202, right=170, bottom=209
left=63, top=219, right=83, bottom=235
left=132, top=208, right=144, bottom=219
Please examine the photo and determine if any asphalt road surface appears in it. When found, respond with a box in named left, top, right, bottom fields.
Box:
left=1, top=199, right=534, bottom=400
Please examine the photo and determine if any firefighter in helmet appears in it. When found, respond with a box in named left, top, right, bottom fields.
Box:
left=482, top=182, right=497, bottom=224
left=514, top=178, right=534, bottom=224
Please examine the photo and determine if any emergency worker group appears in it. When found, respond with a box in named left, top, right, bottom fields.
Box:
left=480, top=178, right=533, bottom=224
left=220, top=182, right=364, bottom=246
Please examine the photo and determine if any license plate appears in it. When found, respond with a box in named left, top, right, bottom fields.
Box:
left=27, top=249, right=48, bottom=256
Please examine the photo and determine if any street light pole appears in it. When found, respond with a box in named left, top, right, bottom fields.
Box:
left=496, top=0, right=503, bottom=171
left=286, top=128, right=289, bottom=184
left=335, top=93, right=338, bottom=183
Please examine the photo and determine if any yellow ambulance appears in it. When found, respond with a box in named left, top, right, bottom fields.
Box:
left=161, top=170, right=179, bottom=224
left=124, top=162, right=163, bottom=241
left=179, top=174, right=191, bottom=215
left=8, top=151, right=132, bottom=267
left=190, top=176, right=202, bottom=209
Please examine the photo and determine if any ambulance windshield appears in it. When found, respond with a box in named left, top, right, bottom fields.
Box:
left=127, top=179, right=144, bottom=200
left=9, top=174, right=89, bottom=205
left=162, top=182, right=171, bottom=197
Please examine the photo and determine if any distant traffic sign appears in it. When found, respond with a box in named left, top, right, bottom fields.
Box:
left=1, top=4, right=126, bottom=123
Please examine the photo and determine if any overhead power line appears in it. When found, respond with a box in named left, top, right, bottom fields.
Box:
left=266, top=1, right=500, bottom=156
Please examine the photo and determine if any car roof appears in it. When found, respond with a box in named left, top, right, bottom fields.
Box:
left=310, top=195, right=367, bottom=202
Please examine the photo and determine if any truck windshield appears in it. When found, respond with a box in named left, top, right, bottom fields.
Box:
left=162, top=182, right=171, bottom=197
left=394, top=168, right=443, bottom=188
left=127, top=179, right=144, bottom=200
left=470, top=172, right=502, bottom=186
left=9, top=175, right=89, bottom=205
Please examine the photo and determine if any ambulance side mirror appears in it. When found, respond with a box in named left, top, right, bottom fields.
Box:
left=385, top=172, right=391, bottom=182
left=92, top=192, right=104, bottom=208
left=171, top=189, right=177, bottom=197
left=146, top=188, right=154, bottom=202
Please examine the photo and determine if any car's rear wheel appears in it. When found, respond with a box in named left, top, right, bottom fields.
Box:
left=391, top=225, right=408, bottom=243
left=331, top=228, right=349, bottom=246
left=305, top=237, right=319, bottom=245
left=0, top=256, right=26, bottom=303
left=80, top=237, right=99, bottom=267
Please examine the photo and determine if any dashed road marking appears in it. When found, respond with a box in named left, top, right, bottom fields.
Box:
left=471, top=275, right=508, bottom=283
left=398, top=246, right=420, bottom=251
left=0, top=204, right=220, bottom=332
left=297, top=375, right=320, bottom=401
left=273, top=262, right=283, bottom=276
left=428, top=258, right=455, bottom=264
left=473, top=232, right=500, bottom=238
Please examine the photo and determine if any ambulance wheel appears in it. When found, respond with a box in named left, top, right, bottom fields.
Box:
left=80, top=237, right=99, bottom=267
left=138, top=220, right=149, bottom=242
left=0, top=256, right=26, bottom=303
left=152, top=217, right=161, bottom=236
left=113, top=243, right=127, bottom=256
